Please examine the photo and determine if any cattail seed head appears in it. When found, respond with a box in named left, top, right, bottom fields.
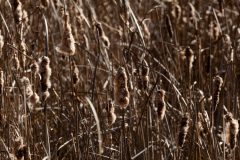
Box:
left=72, top=63, right=79, bottom=85
left=101, top=35, right=110, bottom=48
left=20, top=77, right=33, bottom=98
left=39, top=56, right=51, bottom=100
left=142, top=59, right=149, bottom=90
left=171, top=4, right=181, bottom=23
left=178, top=113, right=190, bottom=147
left=95, top=22, right=104, bottom=37
left=13, top=54, right=20, bottom=71
left=41, top=0, right=49, bottom=7
left=225, top=115, right=239, bottom=150
left=218, top=0, right=223, bottom=13
left=12, top=0, right=23, bottom=25
left=0, top=30, right=4, bottom=58
left=55, top=14, right=76, bottom=56
left=114, top=67, right=130, bottom=109
left=29, top=92, right=40, bottom=105
left=212, top=76, right=223, bottom=111
left=30, top=60, right=39, bottom=76
left=185, top=46, right=194, bottom=72
left=0, top=71, right=4, bottom=94
left=155, top=89, right=166, bottom=120
left=106, top=100, right=116, bottom=125
left=20, top=41, right=27, bottom=69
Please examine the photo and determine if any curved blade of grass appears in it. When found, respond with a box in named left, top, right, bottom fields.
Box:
left=85, top=97, right=103, bottom=154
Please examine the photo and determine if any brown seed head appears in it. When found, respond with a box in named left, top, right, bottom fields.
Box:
left=114, top=67, right=130, bottom=109
left=178, top=113, right=190, bottom=147
left=156, top=89, right=166, bottom=120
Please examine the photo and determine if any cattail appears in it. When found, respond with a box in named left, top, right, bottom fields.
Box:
left=0, top=71, right=4, bottom=94
left=55, top=14, right=76, bottom=56
left=185, top=46, right=194, bottom=72
left=0, top=30, right=4, bottom=58
left=166, top=15, right=173, bottom=39
left=114, top=67, right=130, bottom=109
left=218, top=0, right=223, bottom=13
left=14, top=136, right=29, bottom=160
left=72, top=63, right=79, bottom=85
left=39, top=56, right=51, bottom=101
left=12, top=0, right=23, bottom=25
left=225, top=113, right=239, bottom=149
left=212, top=76, right=223, bottom=111
left=22, top=10, right=28, bottom=26
left=15, top=145, right=28, bottom=160
left=30, top=60, right=39, bottom=76
left=101, top=35, right=110, bottom=48
left=209, top=22, right=220, bottom=41
left=13, top=54, right=20, bottom=71
left=20, top=41, right=27, bottom=69
left=106, top=100, right=116, bottom=125
left=95, top=22, right=110, bottom=48
left=41, top=0, right=49, bottom=7
left=171, top=4, right=181, bottom=23
left=178, top=113, right=190, bottom=147
left=155, top=89, right=166, bottom=120
left=142, top=59, right=149, bottom=90
left=29, top=92, right=40, bottom=105
left=197, top=113, right=208, bottom=138
left=20, top=77, right=33, bottom=98
left=95, top=22, right=104, bottom=37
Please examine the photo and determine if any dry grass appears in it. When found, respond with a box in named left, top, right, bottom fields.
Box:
left=0, top=0, right=239, bottom=159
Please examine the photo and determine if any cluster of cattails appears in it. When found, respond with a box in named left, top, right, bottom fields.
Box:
left=185, top=46, right=194, bottom=73
left=114, top=67, right=130, bottom=109
left=155, top=89, right=166, bottom=120
left=212, top=76, right=223, bottom=111
left=55, top=13, right=76, bottom=56
left=106, top=100, right=116, bottom=125
left=178, top=113, right=190, bottom=147
left=165, top=15, right=173, bottom=39
left=0, top=30, right=4, bottom=58
left=72, top=62, right=79, bottom=86
left=95, top=22, right=110, bottom=48
left=141, top=59, right=149, bottom=90
left=39, top=56, right=51, bottom=101
left=225, top=112, right=239, bottom=150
